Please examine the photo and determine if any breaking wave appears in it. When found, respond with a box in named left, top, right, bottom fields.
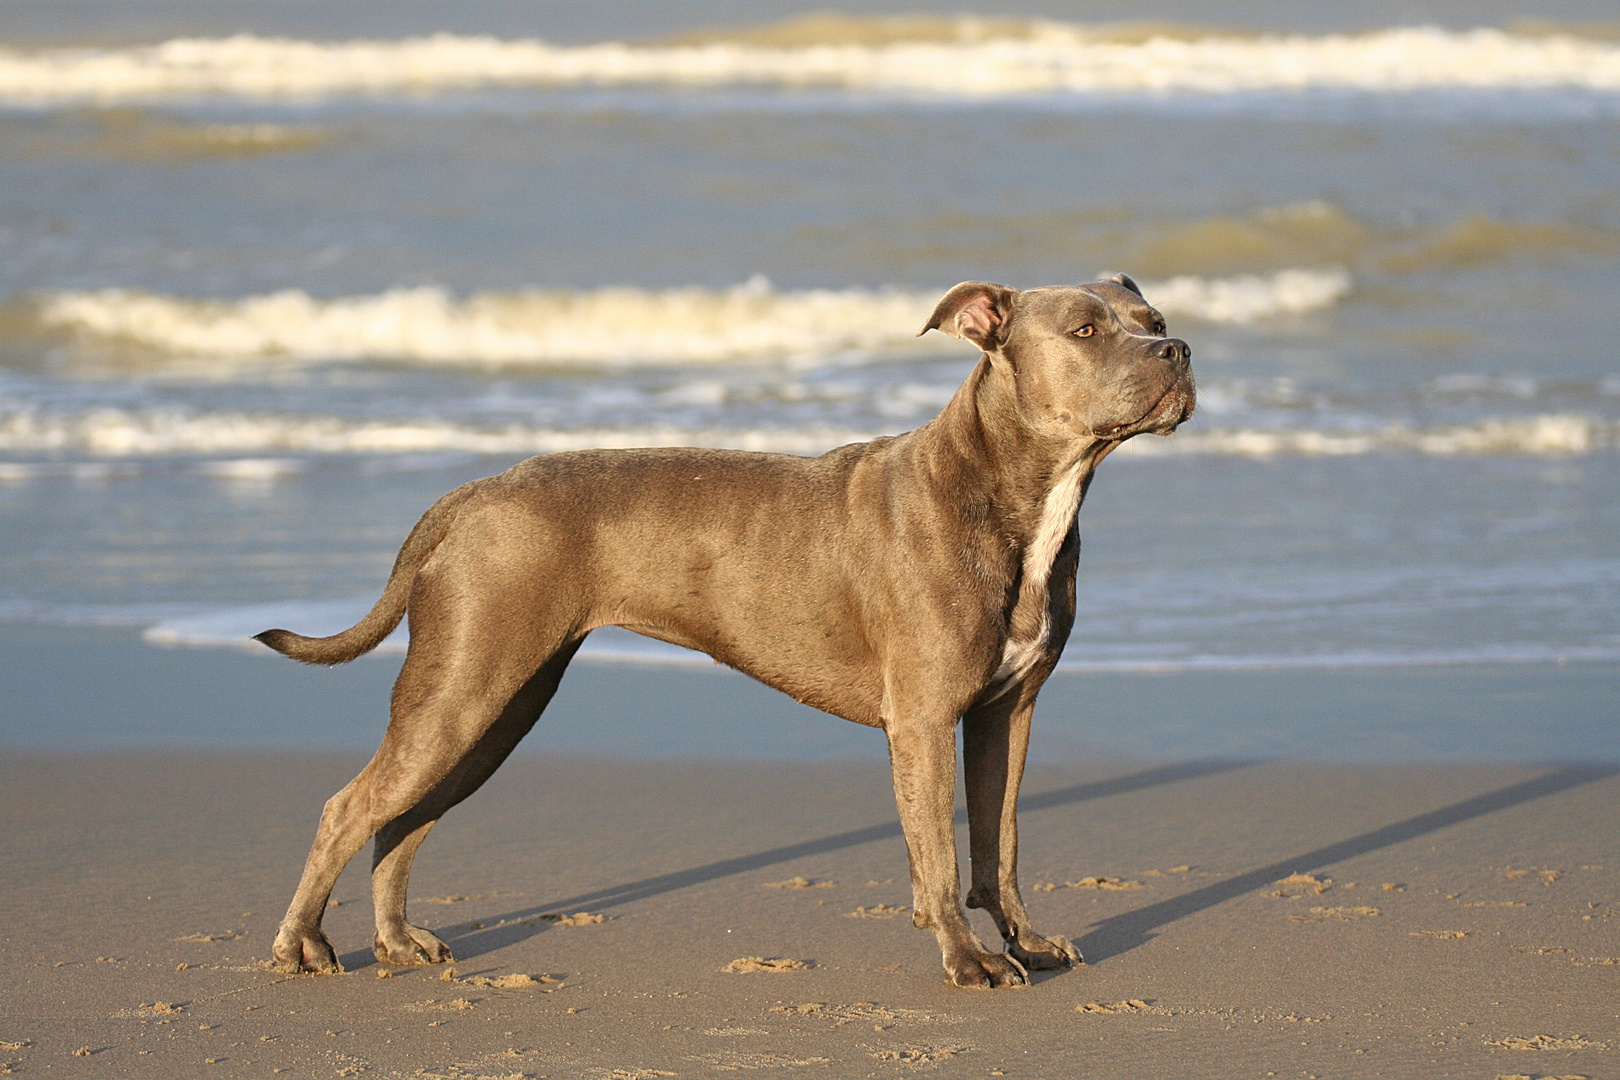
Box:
left=1, top=25, right=1618, bottom=107
left=36, top=279, right=931, bottom=368
left=1125, top=201, right=1620, bottom=278
left=1129, top=268, right=1351, bottom=325
left=32, top=270, right=1349, bottom=367
left=0, top=406, right=1612, bottom=463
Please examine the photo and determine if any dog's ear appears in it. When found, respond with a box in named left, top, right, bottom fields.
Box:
left=1106, top=272, right=1144, bottom=299
left=918, top=282, right=1018, bottom=351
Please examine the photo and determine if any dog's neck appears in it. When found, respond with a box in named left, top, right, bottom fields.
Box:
left=916, top=354, right=1116, bottom=692
left=921, top=354, right=1114, bottom=547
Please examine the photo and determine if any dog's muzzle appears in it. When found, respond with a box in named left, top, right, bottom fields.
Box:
left=1096, top=339, right=1194, bottom=438
left=1149, top=338, right=1195, bottom=432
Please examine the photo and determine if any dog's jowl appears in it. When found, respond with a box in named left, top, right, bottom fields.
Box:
left=259, top=276, right=1194, bottom=989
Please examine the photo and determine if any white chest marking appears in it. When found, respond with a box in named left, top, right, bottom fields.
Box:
left=985, top=454, right=1087, bottom=701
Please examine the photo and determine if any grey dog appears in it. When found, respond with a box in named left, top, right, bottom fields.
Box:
left=259, top=275, right=1194, bottom=989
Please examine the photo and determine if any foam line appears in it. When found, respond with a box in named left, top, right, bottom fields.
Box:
left=126, top=603, right=1620, bottom=671
left=1117, top=414, right=1618, bottom=457
left=0, top=407, right=1612, bottom=460
left=1, top=26, right=1618, bottom=106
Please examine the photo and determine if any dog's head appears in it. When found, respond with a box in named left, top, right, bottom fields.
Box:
left=920, top=275, right=1194, bottom=442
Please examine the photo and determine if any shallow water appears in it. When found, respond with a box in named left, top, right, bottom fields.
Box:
left=1, top=3, right=1618, bottom=742
left=4, top=625, right=1616, bottom=761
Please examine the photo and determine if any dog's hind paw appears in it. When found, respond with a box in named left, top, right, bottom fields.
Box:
left=272, top=926, right=343, bottom=974
left=373, top=923, right=454, bottom=966
left=944, top=948, right=1027, bottom=990
left=1009, top=932, right=1083, bottom=971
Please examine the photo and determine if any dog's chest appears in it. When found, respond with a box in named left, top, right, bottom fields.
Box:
left=985, top=457, right=1087, bottom=697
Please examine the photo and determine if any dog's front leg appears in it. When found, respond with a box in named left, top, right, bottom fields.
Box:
left=885, top=715, right=1026, bottom=989
left=962, top=695, right=1083, bottom=972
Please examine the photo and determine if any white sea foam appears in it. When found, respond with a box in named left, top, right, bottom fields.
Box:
left=0, top=404, right=1613, bottom=461
left=1, top=26, right=1618, bottom=106
left=141, top=598, right=398, bottom=650
left=33, top=270, right=1349, bottom=368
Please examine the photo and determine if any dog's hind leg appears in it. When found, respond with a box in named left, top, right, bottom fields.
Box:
left=962, top=690, right=1082, bottom=972
left=272, top=547, right=584, bottom=974
left=369, top=640, right=582, bottom=965
left=272, top=757, right=388, bottom=973
left=271, top=642, right=569, bottom=973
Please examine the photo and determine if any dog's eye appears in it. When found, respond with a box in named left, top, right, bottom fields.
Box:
left=1072, top=325, right=1095, bottom=338
left=1153, top=321, right=1166, bottom=335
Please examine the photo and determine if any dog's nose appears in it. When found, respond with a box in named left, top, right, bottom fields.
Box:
left=1156, top=338, right=1191, bottom=367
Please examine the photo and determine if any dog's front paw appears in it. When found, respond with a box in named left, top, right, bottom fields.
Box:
left=1009, top=931, right=1083, bottom=971
left=374, top=923, right=454, bottom=966
left=272, top=924, right=343, bottom=974
left=943, top=947, right=1027, bottom=990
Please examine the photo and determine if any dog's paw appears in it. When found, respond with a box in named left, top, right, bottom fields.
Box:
left=944, top=948, right=1028, bottom=990
left=373, top=924, right=454, bottom=966
left=272, top=925, right=343, bottom=974
left=1009, top=931, right=1083, bottom=971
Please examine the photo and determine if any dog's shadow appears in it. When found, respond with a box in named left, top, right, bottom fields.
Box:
left=1076, top=762, right=1618, bottom=965
left=350, top=761, right=1615, bottom=975
left=423, top=759, right=1250, bottom=965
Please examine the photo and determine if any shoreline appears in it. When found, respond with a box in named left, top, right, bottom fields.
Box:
left=2, top=623, right=1616, bottom=762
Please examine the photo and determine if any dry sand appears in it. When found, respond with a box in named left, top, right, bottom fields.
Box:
left=2, top=751, right=1617, bottom=1079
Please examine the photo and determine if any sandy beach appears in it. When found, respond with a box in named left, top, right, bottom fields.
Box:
left=3, top=754, right=1616, bottom=1079
left=2, top=632, right=1617, bottom=1079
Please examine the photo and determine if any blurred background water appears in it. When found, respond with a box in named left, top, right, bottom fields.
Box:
left=1, top=1, right=1618, bottom=693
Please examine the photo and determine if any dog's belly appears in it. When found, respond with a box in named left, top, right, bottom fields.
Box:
left=596, top=523, right=889, bottom=725
left=608, top=615, right=887, bottom=727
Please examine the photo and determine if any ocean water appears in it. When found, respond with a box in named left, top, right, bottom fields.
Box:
left=2, top=3, right=1618, bottom=699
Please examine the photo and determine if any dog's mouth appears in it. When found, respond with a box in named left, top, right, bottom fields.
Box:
left=1149, top=378, right=1197, bottom=432
left=1094, top=379, right=1196, bottom=440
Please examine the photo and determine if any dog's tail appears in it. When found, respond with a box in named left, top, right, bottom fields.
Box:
left=254, top=481, right=479, bottom=665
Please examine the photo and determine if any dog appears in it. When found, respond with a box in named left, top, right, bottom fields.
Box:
left=259, top=275, right=1193, bottom=989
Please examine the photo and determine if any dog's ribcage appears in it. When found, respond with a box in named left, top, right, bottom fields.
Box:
left=985, top=453, right=1088, bottom=700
